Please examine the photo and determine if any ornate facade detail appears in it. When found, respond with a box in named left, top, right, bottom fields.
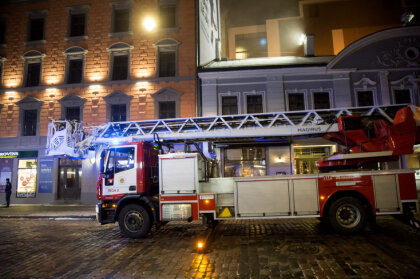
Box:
left=390, top=73, right=420, bottom=88
left=377, top=38, right=420, bottom=68
left=353, top=75, right=377, bottom=90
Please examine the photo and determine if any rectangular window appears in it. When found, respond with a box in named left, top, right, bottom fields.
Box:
left=26, top=62, right=41, bottom=87
left=357, top=91, right=374, bottom=106
left=224, top=146, right=266, bottom=177
left=23, top=109, right=37, bottom=136
left=113, top=8, right=130, bottom=33
left=28, top=17, right=44, bottom=41
left=288, top=93, right=305, bottom=111
left=160, top=6, right=176, bottom=29
left=0, top=18, right=6, bottom=45
left=111, top=104, right=126, bottom=122
left=394, top=89, right=412, bottom=104
left=222, top=96, right=238, bottom=115
left=67, top=59, right=83, bottom=84
left=246, top=95, right=263, bottom=114
left=159, top=51, right=175, bottom=77
left=69, top=14, right=85, bottom=37
left=112, top=55, right=129, bottom=80
left=159, top=101, right=176, bottom=119
left=65, top=107, right=81, bottom=122
left=17, top=159, right=37, bottom=198
left=313, top=92, right=330, bottom=109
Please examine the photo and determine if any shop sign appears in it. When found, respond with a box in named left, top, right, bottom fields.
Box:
left=16, top=159, right=37, bottom=198
left=38, top=158, right=54, bottom=193
left=0, top=151, right=38, bottom=159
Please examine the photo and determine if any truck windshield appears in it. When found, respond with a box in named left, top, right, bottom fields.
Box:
left=105, top=147, right=135, bottom=174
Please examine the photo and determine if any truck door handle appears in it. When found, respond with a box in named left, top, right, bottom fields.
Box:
left=129, top=186, right=136, bottom=191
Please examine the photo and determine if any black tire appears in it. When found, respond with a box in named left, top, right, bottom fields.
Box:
left=328, top=197, right=367, bottom=234
left=118, top=204, right=151, bottom=238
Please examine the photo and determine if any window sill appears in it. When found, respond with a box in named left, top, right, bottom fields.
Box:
left=25, top=40, right=46, bottom=46
left=108, top=31, right=132, bottom=38
left=65, top=36, right=88, bottom=42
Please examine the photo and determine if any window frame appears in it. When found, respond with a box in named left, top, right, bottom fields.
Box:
left=22, top=50, right=45, bottom=88
left=152, top=87, right=182, bottom=119
left=59, top=93, right=86, bottom=122
left=63, top=47, right=88, bottom=84
left=26, top=10, right=47, bottom=45
left=0, top=57, right=5, bottom=87
left=159, top=0, right=179, bottom=33
left=243, top=91, right=265, bottom=114
left=107, top=42, right=133, bottom=81
left=354, top=88, right=376, bottom=107
left=153, top=38, right=180, bottom=78
left=218, top=92, right=241, bottom=115
left=103, top=90, right=133, bottom=122
left=110, top=1, right=132, bottom=38
left=310, top=88, right=333, bottom=110
left=16, top=96, right=43, bottom=137
left=66, top=5, right=89, bottom=42
left=0, top=14, right=7, bottom=47
left=285, top=89, right=307, bottom=111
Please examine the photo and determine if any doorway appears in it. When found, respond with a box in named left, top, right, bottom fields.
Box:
left=58, top=158, right=82, bottom=200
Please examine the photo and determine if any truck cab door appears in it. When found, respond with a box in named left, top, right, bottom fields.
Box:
left=103, top=146, right=137, bottom=196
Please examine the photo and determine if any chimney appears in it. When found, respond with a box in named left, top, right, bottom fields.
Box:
left=304, top=34, right=315, bottom=57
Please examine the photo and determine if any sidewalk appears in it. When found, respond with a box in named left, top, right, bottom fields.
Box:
left=0, top=204, right=96, bottom=219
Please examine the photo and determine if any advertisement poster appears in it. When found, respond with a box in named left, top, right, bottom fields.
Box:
left=17, top=159, right=37, bottom=198
left=38, top=158, right=54, bottom=193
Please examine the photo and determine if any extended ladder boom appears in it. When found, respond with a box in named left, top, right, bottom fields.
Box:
left=46, top=105, right=408, bottom=158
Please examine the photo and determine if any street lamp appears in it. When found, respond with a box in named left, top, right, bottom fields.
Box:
left=143, top=17, right=157, bottom=32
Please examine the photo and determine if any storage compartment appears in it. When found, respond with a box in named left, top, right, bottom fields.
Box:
left=216, top=193, right=235, bottom=218
left=162, top=204, right=192, bottom=221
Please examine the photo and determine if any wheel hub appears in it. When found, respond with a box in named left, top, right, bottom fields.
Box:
left=336, top=204, right=361, bottom=228
left=125, top=211, right=144, bottom=233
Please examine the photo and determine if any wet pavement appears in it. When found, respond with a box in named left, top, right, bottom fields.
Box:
left=0, top=215, right=419, bottom=279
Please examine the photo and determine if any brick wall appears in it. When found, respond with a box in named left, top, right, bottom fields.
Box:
left=0, top=0, right=196, bottom=137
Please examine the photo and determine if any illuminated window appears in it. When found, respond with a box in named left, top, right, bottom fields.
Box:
left=224, top=146, right=266, bottom=177
left=17, top=159, right=37, bottom=198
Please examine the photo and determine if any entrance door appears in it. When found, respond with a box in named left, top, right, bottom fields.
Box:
left=58, top=158, right=82, bottom=200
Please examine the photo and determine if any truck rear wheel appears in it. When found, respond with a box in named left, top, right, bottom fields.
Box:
left=328, top=197, right=367, bottom=234
left=118, top=204, right=151, bottom=238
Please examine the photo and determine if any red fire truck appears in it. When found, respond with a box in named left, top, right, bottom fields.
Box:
left=46, top=105, right=419, bottom=238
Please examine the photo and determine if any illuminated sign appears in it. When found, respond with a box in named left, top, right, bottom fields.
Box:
left=0, top=151, right=38, bottom=159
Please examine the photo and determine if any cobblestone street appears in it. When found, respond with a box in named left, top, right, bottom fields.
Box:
left=0, top=217, right=419, bottom=279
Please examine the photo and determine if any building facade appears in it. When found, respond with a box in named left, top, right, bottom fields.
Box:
left=198, top=25, right=420, bottom=180
left=0, top=0, right=196, bottom=204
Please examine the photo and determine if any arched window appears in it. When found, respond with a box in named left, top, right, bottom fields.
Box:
left=22, top=50, right=45, bottom=87
left=107, top=42, right=133, bottom=81
left=63, top=47, right=88, bottom=84
left=153, top=38, right=180, bottom=78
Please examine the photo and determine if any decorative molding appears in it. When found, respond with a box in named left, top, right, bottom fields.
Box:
left=377, top=38, right=420, bottom=68
left=353, top=75, right=377, bottom=90
left=390, top=73, right=420, bottom=87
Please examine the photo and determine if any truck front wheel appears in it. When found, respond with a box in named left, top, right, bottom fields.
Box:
left=328, top=197, right=367, bottom=234
left=118, top=204, right=151, bottom=238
